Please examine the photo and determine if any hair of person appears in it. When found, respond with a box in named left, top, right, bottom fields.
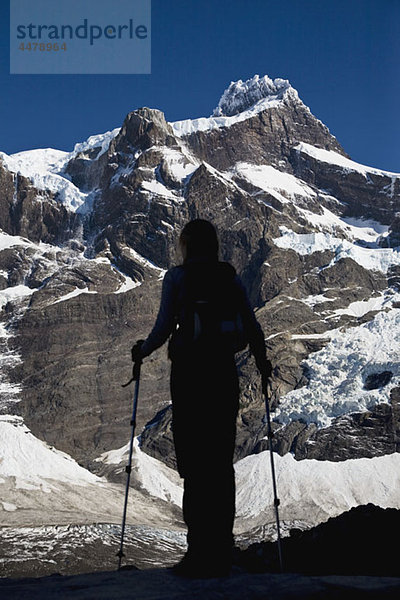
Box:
left=179, top=219, right=219, bottom=262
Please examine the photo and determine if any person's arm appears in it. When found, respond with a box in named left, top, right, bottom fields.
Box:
left=235, top=276, right=272, bottom=381
left=137, top=269, right=179, bottom=359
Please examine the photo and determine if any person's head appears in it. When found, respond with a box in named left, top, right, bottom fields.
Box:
left=179, top=219, right=219, bottom=263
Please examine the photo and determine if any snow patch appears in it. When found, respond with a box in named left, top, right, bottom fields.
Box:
left=159, top=147, right=198, bottom=181
left=113, top=271, right=142, bottom=294
left=295, top=142, right=400, bottom=179
left=228, top=162, right=316, bottom=204
left=331, top=294, right=389, bottom=318
left=296, top=206, right=390, bottom=245
left=141, top=179, right=178, bottom=200
left=69, top=128, right=120, bottom=160
left=0, top=284, right=35, bottom=310
left=127, top=248, right=167, bottom=278
left=235, top=451, right=400, bottom=525
left=298, top=294, right=336, bottom=308
left=52, top=287, right=98, bottom=304
left=0, top=231, right=32, bottom=251
left=1, top=502, right=17, bottom=512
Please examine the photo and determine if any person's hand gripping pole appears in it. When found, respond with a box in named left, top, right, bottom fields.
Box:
left=117, top=340, right=144, bottom=570
left=122, top=340, right=145, bottom=388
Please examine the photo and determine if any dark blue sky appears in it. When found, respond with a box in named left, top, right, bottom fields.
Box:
left=1, top=0, right=399, bottom=171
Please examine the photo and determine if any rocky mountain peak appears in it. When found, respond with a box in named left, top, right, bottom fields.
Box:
left=212, top=74, right=298, bottom=117
left=116, top=107, right=177, bottom=151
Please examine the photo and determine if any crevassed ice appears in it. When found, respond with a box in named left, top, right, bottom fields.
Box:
left=275, top=308, right=400, bottom=428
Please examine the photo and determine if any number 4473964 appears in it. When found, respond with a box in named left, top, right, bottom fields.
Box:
left=19, top=42, right=67, bottom=51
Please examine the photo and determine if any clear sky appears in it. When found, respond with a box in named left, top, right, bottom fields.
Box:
left=0, top=0, right=399, bottom=171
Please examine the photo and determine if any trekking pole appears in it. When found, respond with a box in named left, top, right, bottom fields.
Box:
left=117, top=360, right=142, bottom=570
left=263, top=386, right=284, bottom=573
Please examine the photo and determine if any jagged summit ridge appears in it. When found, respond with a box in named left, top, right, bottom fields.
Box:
left=212, top=74, right=297, bottom=117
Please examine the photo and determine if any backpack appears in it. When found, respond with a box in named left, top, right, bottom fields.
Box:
left=168, top=261, right=248, bottom=358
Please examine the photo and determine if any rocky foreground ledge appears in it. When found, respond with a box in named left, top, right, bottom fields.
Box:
left=1, top=567, right=400, bottom=600
left=1, top=505, right=400, bottom=599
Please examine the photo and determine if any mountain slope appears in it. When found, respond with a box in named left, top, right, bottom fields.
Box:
left=0, top=74, right=399, bottom=542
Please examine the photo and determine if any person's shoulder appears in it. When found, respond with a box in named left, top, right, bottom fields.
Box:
left=169, top=265, right=185, bottom=276
left=163, top=265, right=185, bottom=284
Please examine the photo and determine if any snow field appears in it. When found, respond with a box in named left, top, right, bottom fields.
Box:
left=234, top=451, right=400, bottom=528
left=97, top=439, right=183, bottom=506
left=95, top=435, right=400, bottom=532
left=1, top=411, right=399, bottom=534
left=274, top=226, right=400, bottom=273
left=157, top=146, right=199, bottom=182
left=0, top=416, right=102, bottom=491
left=0, top=149, right=92, bottom=213
left=227, top=162, right=317, bottom=205
left=69, top=127, right=120, bottom=160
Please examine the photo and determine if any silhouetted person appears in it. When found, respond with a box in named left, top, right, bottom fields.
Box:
left=131, top=219, right=272, bottom=578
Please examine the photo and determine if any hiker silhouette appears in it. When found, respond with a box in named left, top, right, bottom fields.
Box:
left=131, top=219, right=272, bottom=578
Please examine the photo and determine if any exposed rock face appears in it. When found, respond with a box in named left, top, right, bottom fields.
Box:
left=182, top=91, right=346, bottom=173
left=291, top=146, right=400, bottom=224
left=0, top=73, right=399, bottom=474
left=0, top=163, right=80, bottom=244
left=11, top=284, right=169, bottom=464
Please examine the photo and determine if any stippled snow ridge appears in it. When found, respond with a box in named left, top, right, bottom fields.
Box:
left=213, top=74, right=296, bottom=117
left=171, top=74, right=298, bottom=137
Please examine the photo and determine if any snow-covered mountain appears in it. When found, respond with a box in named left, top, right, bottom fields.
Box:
left=0, top=73, right=399, bottom=575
